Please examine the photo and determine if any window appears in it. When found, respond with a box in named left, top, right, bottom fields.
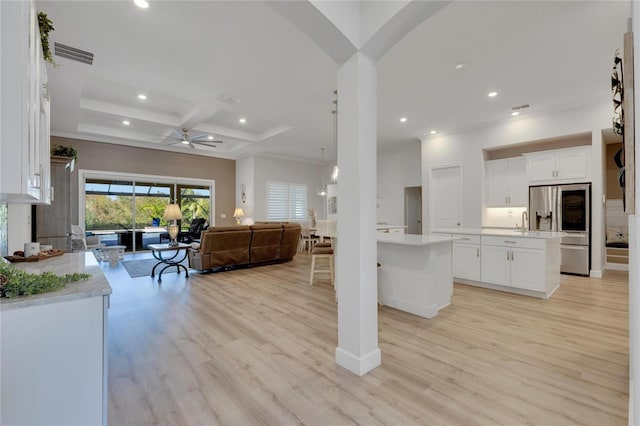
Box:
left=268, top=182, right=307, bottom=221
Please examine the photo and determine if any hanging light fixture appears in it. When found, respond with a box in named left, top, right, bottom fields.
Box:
left=317, top=147, right=328, bottom=196
left=330, top=90, right=339, bottom=183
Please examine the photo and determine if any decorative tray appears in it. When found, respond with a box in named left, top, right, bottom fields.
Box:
left=4, top=249, right=66, bottom=263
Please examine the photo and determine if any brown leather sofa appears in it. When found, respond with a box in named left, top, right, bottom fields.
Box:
left=188, top=222, right=301, bottom=271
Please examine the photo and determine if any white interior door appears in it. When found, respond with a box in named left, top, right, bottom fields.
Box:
left=405, top=186, right=422, bottom=234
left=430, top=165, right=462, bottom=229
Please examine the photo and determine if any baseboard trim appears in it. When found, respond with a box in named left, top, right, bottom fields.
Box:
left=335, top=347, right=381, bottom=376
left=590, top=268, right=604, bottom=278
left=606, top=262, right=629, bottom=272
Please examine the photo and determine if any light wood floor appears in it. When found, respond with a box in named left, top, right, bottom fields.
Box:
left=103, top=253, right=629, bottom=425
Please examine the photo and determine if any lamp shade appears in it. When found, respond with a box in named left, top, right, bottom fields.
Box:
left=233, top=208, right=244, bottom=218
left=163, top=204, right=183, bottom=220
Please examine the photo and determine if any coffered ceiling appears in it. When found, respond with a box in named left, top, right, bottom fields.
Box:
left=39, top=1, right=631, bottom=163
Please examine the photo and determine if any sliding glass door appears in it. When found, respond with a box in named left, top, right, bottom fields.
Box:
left=83, top=174, right=213, bottom=252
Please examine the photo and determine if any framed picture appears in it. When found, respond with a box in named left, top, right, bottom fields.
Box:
left=328, top=196, right=337, bottom=214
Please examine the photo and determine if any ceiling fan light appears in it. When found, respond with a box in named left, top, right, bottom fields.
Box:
left=133, top=0, right=149, bottom=8
left=317, top=185, right=328, bottom=197
left=181, top=140, right=189, bottom=144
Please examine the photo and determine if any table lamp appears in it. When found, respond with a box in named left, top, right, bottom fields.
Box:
left=233, top=207, right=244, bottom=225
left=163, top=204, right=183, bottom=246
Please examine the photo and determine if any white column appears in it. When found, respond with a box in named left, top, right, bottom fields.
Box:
left=335, top=52, right=380, bottom=376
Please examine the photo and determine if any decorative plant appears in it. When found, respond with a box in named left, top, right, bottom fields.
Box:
left=0, top=262, right=91, bottom=298
left=51, top=145, right=78, bottom=161
left=37, top=11, right=57, bottom=67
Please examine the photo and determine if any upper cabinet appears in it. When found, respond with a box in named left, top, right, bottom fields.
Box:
left=0, top=0, right=51, bottom=203
left=485, top=157, right=527, bottom=207
left=524, top=146, right=591, bottom=185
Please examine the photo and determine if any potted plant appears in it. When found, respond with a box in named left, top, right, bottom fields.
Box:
left=51, top=145, right=77, bottom=171
left=37, top=12, right=57, bottom=67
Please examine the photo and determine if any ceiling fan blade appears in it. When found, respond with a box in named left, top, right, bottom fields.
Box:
left=190, top=133, right=208, bottom=140
left=174, top=129, right=184, bottom=139
left=192, top=140, right=223, bottom=146
left=188, top=142, right=196, bottom=149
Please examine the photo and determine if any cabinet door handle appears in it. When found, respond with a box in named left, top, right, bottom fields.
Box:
left=461, top=237, right=470, bottom=241
left=51, top=186, right=54, bottom=202
left=507, top=251, right=510, bottom=260
left=503, top=240, right=516, bottom=244
left=477, top=248, right=480, bottom=257
left=505, top=196, right=507, bottom=203
left=511, top=251, right=514, bottom=261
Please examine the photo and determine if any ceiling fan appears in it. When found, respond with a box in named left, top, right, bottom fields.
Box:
left=165, top=128, right=223, bottom=149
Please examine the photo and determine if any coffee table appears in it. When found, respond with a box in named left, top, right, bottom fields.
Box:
left=147, top=243, right=191, bottom=282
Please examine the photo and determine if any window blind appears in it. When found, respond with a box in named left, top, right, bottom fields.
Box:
left=268, top=182, right=307, bottom=221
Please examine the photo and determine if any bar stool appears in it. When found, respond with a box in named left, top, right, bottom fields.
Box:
left=309, top=243, right=334, bottom=287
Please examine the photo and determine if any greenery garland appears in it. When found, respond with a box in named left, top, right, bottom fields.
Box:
left=51, top=145, right=78, bottom=161
left=37, top=11, right=57, bottom=67
left=0, top=262, right=91, bottom=298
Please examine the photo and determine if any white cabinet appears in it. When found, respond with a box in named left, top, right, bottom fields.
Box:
left=480, top=237, right=546, bottom=292
left=452, top=235, right=481, bottom=281
left=485, top=157, right=527, bottom=207
left=0, top=0, right=51, bottom=203
left=524, top=147, right=591, bottom=185
left=510, top=247, right=546, bottom=291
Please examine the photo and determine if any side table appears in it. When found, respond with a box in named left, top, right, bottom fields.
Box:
left=147, top=243, right=191, bottom=282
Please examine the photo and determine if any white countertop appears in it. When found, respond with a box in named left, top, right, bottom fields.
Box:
left=433, top=228, right=566, bottom=239
left=377, top=233, right=458, bottom=246
left=376, top=224, right=407, bottom=229
left=1, top=252, right=112, bottom=311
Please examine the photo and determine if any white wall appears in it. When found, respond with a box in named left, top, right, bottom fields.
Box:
left=246, top=155, right=325, bottom=222
left=377, top=141, right=421, bottom=225
left=7, top=204, right=31, bottom=254
left=235, top=156, right=255, bottom=224
left=421, top=101, right=611, bottom=274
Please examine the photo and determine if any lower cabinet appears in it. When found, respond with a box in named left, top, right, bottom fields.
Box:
left=453, top=242, right=481, bottom=281
left=481, top=244, right=545, bottom=292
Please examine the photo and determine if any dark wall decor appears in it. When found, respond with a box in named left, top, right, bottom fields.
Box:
left=612, top=49, right=625, bottom=209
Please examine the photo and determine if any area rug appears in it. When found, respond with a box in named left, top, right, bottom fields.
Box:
left=122, top=258, right=189, bottom=278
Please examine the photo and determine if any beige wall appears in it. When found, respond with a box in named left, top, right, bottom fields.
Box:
left=52, top=136, right=236, bottom=226
left=606, top=142, right=624, bottom=200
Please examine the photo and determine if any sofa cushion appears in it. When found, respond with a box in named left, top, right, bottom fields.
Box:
left=250, top=226, right=283, bottom=262
left=201, top=229, right=251, bottom=267
left=207, top=225, right=250, bottom=232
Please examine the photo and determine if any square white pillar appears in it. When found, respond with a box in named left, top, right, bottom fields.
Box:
left=335, top=52, right=381, bottom=375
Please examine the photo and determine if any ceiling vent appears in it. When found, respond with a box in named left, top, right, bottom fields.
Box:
left=511, top=103, right=531, bottom=111
left=54, top=42, right=94, bottom=65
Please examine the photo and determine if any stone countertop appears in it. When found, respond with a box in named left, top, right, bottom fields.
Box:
left=377, top=233, right=459, bottom=246
left=433, top=228, right=566, bottom=239
left=1, top=252, right=112, bottom=311
left=376, top=224, right=408, bottom=229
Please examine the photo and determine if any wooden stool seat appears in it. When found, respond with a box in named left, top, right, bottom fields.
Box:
left=309, top=246, right=334, bottom=287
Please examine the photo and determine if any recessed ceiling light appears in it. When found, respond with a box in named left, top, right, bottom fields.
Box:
left=511, top=111, right=520, bottom=117
left=400, top=117, right=407, bottom=123
left=207, top=135, right=214, bottom=140
left=455, top=63, right=466, bottom=70
left=430, top=130, right=437, bottom=135
left=137, top=94, right=147, bottom=100
left=133, top=0, right=149, bottom=8
left=238, top=118, right=247, bottom=124
left=488, top=91, right=498, bottom=98
left=122, top=120, right=130, bottom=126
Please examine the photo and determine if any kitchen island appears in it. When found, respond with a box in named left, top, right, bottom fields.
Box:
left=1, top=252, right=111, bottom=426
left=433, top=228, right=563, bottom=298
left=377, top=233, right=458, bottom=318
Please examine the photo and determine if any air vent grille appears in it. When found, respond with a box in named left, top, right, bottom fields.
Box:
left=511, top=104, right=531, bottom=111
left=54, top=42, right=94, bottom=65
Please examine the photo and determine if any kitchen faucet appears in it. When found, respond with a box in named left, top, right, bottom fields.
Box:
left=522, top=211, right=529, bottom=231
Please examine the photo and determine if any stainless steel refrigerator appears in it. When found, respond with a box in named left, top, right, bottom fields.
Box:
left=529, top=183, right=591, bottom=276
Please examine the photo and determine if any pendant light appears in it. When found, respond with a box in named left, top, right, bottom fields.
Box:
left=317, top=147, right=328, bottom=196
left=330, top=90, right=339, bottom=183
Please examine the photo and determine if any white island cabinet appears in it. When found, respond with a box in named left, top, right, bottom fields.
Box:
left=1, top=252, right=111, bottom=426
left=435, top=228, right=562, bottom=299
left=377, top=233, right=458, bottom=318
